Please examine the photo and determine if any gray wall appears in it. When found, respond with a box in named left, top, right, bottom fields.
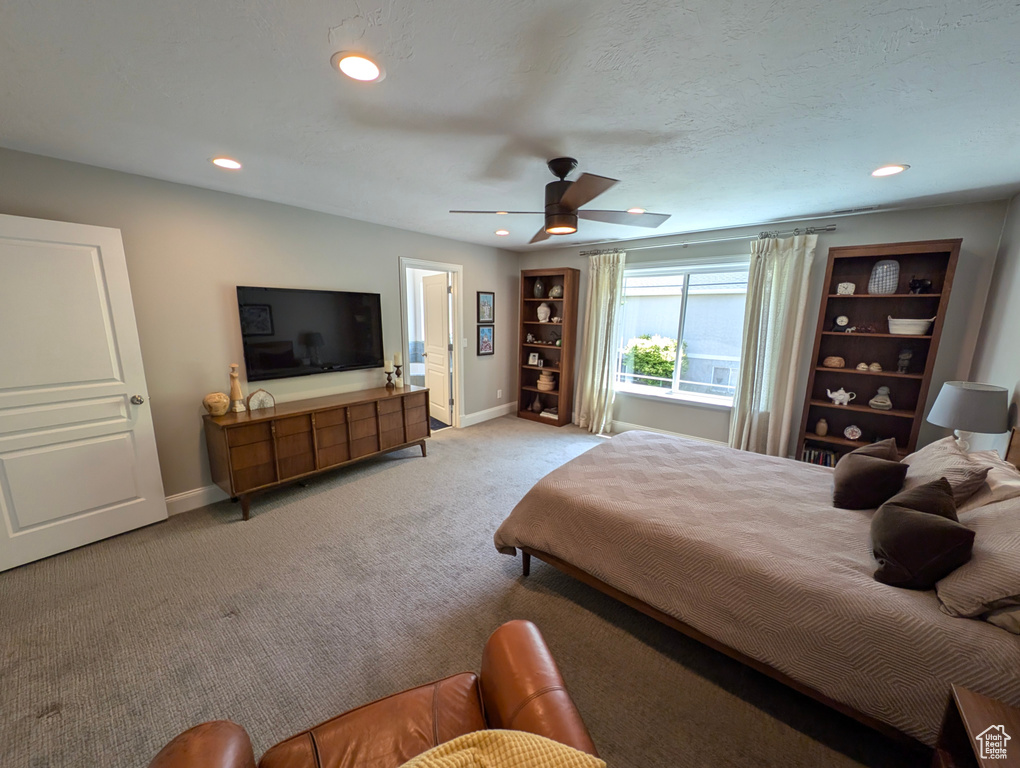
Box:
left=521, top=201, right=1009, bottom=447
left=970, top=193, right=1020, bottom=454
left=0, top=148, right=518, bottom=497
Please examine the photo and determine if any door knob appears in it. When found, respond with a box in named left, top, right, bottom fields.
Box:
left=422, top=352, right=428, bottom=357
left=130, top=395, right=145, bottom=405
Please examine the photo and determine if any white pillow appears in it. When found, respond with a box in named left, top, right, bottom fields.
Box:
left=936, top=498, right=1020, bottom=618
left=901, top=436, right=990, bottom=505
left=957, top=449, right=1020, bottom=513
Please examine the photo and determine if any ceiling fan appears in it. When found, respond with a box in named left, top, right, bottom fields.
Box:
left=450, top=157, right=671, bottom=244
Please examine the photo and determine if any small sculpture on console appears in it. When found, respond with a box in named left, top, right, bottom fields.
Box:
left=228, top=364, right=246, bottom=413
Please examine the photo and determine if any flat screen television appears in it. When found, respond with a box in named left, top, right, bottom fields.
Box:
left=236, top=286, right=385, bottom=382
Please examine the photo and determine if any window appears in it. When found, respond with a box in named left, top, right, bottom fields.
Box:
left=616, top=263, right=748, bottom=406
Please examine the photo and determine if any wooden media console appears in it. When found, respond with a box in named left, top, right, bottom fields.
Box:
left=204, top=385, right=430, bottom=519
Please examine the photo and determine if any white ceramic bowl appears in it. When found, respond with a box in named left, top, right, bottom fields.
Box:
left=888, top=316, right=934, bottom=335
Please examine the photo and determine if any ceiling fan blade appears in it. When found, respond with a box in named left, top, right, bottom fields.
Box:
left=529, top=227, right=552, bottom=244
left=578, top=209, right=671, bottom=228
left=449, top=210, right=545, bottom=215
left=559, top=173, right=618, bottom=210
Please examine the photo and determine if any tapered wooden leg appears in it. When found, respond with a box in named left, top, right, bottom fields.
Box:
left=241, top=496, right=250, bottom=521
left=522, top=551, right=531, bottom=576
left=420, top=441, right=427, bottom=457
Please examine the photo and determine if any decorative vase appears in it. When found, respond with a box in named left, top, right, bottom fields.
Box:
left=868, top=260, right=900, bottom=295
left=531, top=395, right=543, bottom=412
left=533, top=277, right=545, bottom=298
left=548, top=285, right=563, bottom=298
left=822, top=356, right=845, bottom=368
left=815, top=418, right=828, bottom=436
left=203, top=392, right=230, bottom=416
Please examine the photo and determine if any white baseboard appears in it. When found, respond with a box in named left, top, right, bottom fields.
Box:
left=610, top=420, right=728, bottom=446
left=165, top=484, right=230, bottom=516
left=460, top=401, right=518, bottom=428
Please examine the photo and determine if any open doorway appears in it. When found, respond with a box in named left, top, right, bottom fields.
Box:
left=399, top=258, right=464, bottom=430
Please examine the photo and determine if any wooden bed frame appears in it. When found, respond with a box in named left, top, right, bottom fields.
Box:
left=518, top=428, right=1020, bottom=753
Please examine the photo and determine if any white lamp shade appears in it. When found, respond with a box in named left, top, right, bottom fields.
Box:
left=927, top=381, right=1009, bottom=434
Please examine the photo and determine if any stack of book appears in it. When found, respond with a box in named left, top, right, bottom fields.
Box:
left=801, top=447, right=838, bottom=467
left=539, top=407, right=558, bottom=420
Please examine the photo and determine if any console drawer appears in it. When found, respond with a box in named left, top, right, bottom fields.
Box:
left=349, top=403, right=376, bottom=421
left=227, top=423, right=272, bottom=447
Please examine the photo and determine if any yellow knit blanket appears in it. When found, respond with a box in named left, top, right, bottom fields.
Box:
left=399, top=730, right=605, bottom=768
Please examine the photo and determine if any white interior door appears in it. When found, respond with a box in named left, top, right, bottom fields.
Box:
left=0, top=214, right=167, bottom=571
left=422, top=273, right=452, bottom=425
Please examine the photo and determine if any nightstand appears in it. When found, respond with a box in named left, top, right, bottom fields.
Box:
left=932, top=685, right=1020, bottom=767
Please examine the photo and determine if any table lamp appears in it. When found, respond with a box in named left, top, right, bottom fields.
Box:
left=926, top=381, right=1009, bottom=451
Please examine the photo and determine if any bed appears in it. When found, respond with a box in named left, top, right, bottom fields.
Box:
left=493, top=430, right=1020, bottom=748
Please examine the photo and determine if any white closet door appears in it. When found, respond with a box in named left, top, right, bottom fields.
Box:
left=0, top=214, right=166, bottom=571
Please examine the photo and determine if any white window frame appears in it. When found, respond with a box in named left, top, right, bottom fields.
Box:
left=616, top=257, right=749, bottom=409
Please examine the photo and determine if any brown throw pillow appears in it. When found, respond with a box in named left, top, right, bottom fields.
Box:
left=871, top=479, right=974, bottom=590
left=833, top=439, right=907, bottom=509
left=884, top=477, right=958, bottom=521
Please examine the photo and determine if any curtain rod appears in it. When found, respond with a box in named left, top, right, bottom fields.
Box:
left=578, top=224, right=837, bottom=256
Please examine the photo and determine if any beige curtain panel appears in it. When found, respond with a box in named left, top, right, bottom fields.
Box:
left=575, top=251, right=626, bottom=434
left=729, top=234, right=817, bottom=456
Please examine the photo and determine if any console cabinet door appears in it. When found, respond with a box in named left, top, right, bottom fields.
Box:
left=378, top=398, right=405, bottom=449
left=227, top=423, right=276, bottom=492
left=349, top=403, right=379, bottom=458
left=315, top=407, right=350, bottom=467
left=404, top=392, right=429, bottom=442
left=274, top=415, right=314, bottom=479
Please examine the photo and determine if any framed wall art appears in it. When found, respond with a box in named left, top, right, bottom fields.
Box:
left=477, top=291, right=495, bottom=324
left=477, top=325, right=494, bottom=355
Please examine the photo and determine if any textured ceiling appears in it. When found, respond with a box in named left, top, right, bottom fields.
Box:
left=2, top=0, right=1019, bottom=250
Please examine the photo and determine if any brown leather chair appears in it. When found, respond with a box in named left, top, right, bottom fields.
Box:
left=150, top=620, right=597, bottom=768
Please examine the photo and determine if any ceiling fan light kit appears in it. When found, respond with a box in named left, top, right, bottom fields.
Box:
left=450, top=156, right=671, bottom=243
left=545, top=213, right=577, bottom=235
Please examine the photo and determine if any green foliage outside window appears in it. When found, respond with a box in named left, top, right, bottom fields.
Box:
left=621, top=334, right=688, bottom=387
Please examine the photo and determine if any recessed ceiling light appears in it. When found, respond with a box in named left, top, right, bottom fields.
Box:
left=496, top=211, right=509, bottom=215
left=627, top=207, right=646, bottom=214
left=495, top=229, right=510, bottom=236
left=871, top=164, right=909, bottom=177
left=331, top=51, right=385, bottom=82
left=211, top=156, right=242, bottom=170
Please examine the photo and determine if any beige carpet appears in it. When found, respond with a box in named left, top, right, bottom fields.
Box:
left=0, top=416, right=921, bottom=768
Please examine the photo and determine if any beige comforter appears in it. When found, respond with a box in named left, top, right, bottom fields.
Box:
left=493, top=430, right=1020, bottom=746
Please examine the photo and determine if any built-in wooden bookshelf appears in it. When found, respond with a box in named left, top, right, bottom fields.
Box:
left=517, top=268, right=580, bottom=427
left=796, top=239, right=960, bottom=465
